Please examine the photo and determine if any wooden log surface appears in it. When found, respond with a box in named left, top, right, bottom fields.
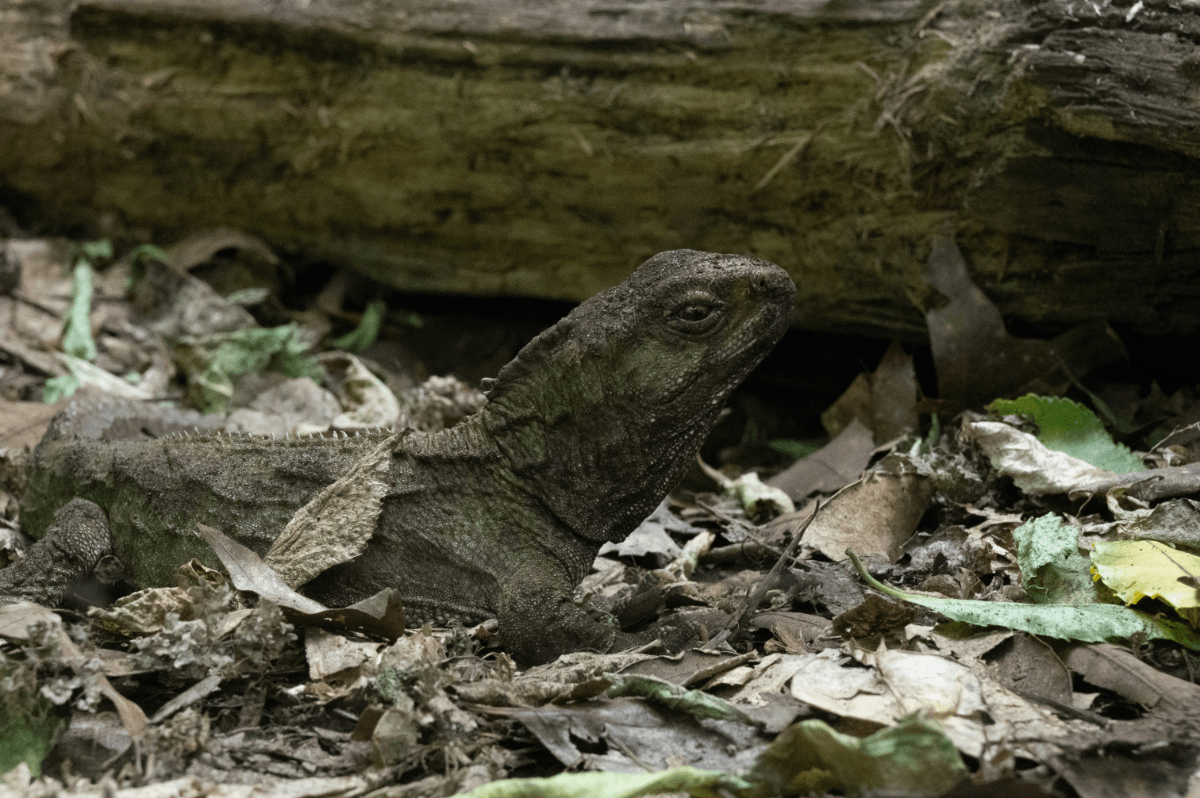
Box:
left=0, top=0, right=1197, bottom=340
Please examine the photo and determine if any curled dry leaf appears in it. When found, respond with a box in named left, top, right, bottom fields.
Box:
left=320, top=351, right=402, bottom=430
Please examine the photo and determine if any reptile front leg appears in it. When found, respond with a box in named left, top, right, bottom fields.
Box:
left=0, top=499, right=115, bottom=606
left=497, top=563, right=694, bottom=665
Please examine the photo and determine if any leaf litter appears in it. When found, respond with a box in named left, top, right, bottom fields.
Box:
left=3, top=233, right=1200, bottom=798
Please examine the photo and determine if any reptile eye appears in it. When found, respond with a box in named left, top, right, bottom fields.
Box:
left=668, top=293, right=723, bottom=334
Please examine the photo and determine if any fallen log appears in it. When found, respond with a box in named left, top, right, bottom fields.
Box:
left=1, top=0, right=1196, bottom=340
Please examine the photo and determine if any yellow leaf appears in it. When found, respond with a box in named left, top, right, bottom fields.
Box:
left=1091, top=540, right=1200, bottom=625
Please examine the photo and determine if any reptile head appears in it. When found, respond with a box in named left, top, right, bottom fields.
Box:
left=601, top=249, right=795, bottom=414
left=485, top=249, right=795, bottom=543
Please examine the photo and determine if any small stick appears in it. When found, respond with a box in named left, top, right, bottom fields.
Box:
left=725, top=500, right=820, bottom=641
left=752, top=124, right=823, bottom=192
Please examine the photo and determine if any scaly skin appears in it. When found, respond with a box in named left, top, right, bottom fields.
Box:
left=4, top=250, right=795, bottom=664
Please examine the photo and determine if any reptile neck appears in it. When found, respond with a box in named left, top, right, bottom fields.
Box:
left=480, top=378, right=693, bottom=544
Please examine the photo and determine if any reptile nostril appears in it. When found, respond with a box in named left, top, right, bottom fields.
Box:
left=751, top=275, right=769, bottom=295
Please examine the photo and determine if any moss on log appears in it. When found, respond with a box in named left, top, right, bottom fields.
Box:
left=1, top=0, right=1197, bottom=340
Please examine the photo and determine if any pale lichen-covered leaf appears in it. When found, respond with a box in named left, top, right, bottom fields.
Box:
left=604, top=672, right=755, bottom=725
left=721, top=471, right=794, bottom=522
left=787, top=648, right=989, bottom=757
left=0, top=602, right=60, bottom=641
left=962, top=421, right=1117, bottom=496
left=1012, top=514, right=1100, bottom=604
left=319, top=351, right=402, bottom=430
left=988, top=394, right=1144, bottom=473
left=461, top=766, right=752, bottom=798
left=599, top=499, right=685, bottom=560
left=61, top=260, right=96, bottom=362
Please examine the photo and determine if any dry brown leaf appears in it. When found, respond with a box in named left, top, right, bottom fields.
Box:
left=1061, top=643, right=1200, bottom=709
left=264, top=431, right=409, bottom=588
left=925, top=237, right=1122, bottom=409
left=197, top=523, right=326, bottom=614
left=802, top=472, right=933, bottom=563
left=767, top=417, right=875, bottom=501
left=166, top=228, right=278, bottom=272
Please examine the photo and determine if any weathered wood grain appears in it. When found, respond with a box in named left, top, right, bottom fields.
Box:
left=1, top=0, right=1198, bottom=341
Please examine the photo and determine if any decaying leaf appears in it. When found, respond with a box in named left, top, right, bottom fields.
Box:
left=483, top=697, right=767, bottom=774
left=1060, top=643, right=1200, bottom=709
left=225, top=376, right=342, bottom=437
left=987, top=633, right=1074, bottom=708
left=1121, top=498, right=1200, bottom=554
left=264, top=432, right=410, bottom=589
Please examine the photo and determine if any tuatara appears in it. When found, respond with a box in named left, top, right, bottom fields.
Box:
left=1, top=250, right=795, bottom=664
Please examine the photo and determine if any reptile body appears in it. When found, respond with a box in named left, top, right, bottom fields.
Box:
left=2, top=250, right=795, bottom=663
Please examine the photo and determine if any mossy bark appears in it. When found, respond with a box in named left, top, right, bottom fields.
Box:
left=1, top=0, right=1197, bottom=340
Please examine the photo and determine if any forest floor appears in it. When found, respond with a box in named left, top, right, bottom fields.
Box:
left=2, top=232, right=1200, bottom=798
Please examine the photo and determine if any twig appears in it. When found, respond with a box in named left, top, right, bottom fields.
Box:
left=724, top=500, right=821, bottom=641
left=753, top=125, right=822, bottom=192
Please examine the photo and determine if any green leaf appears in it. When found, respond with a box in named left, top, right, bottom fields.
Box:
left=0, top=647, right=66, bottom=779
left=224, top=287, right=271, bottom=307
left=460, top=767, right=752, bottom=798
left=80, top=239, right=113, bottom=261
left=42, top=373, right=80, bottom=404
left=846, top=549, right=1200, bottom=650
left=125, top=243, right=170, bottom=292
left=1013, top=514, right=1103, bottom=604
left=0, top=710, right=63, bottom=779
left=183, top=323, right=324, bottom=413
left=126, top=243, right=168, bottom=263
left=748, top=715, right=966, bottom=798
left=768, top=439, right=821, bottom=460
left=604, top=673, right=756, bottom=725
left=922, top=412, right=941, bottom=453
left=331, top=299, right=387, bottom=354
left=61, top=260, right=96, bottom=362
left=987, top=394, right=1143, bottom=473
